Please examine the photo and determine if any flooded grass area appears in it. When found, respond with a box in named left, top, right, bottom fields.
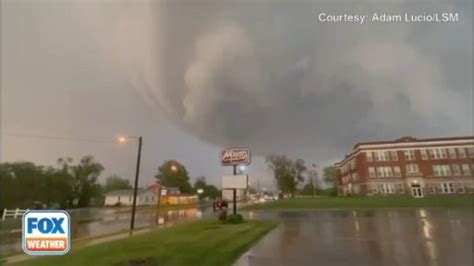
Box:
left=243, top=195, right=474, bottom=211
left=1, top=205, right=214, bottom=258
left=11, top=219, right=278, bottom=266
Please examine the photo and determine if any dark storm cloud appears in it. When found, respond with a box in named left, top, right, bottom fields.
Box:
left=135, top=0, right=471, bottom=159
left=4, top=0, right=472, bottom=166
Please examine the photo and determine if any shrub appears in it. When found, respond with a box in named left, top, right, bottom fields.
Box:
left=224, top=214, right=244, bottom=224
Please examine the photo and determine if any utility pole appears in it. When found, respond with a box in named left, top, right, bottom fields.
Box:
left=232, top=165, right=237, bottom=215
left=130, top=136, right=142, bottom=230
left=312, top=164, right=318, bottom=198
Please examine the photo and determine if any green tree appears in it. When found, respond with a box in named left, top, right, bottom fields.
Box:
left=323, top=166, right=336, bottom=187
left=155, top=160, right=193, bottom=193
left=294, top=159, right=307, bottom=184
left=266, top=155, right=306, bottom=197
left=43, top=166, right=74, bottom=208
left=205, top=185, right=220, bottom=200
left=300, top=181, right=315, bottom=196
left=0, top=162, right=73, bottom=209
left=57, top=155, right=104, bottom=208
left=193, top=176, right=207, bottom=199
left=192, top=176, right=220, bottom=200
left=104, top=175, right=131, bottom=192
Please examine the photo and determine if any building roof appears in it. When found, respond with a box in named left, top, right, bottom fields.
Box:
left=334, top=135, right=474, bottom=167
left=353, top=136, right=474, bottom=150
left=105, top=189, right=150, bottom=196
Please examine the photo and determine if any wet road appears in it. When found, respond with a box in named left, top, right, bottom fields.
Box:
left=237, top=209, right=473, bottom=266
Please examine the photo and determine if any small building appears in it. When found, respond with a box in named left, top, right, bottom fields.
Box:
left=147, top=183, right=198, bottom=205
left=163, top=194, right=198, bottom=205
left=104, top=189, right=157, bottom=206
left=334, top=136, right=474, bottom=197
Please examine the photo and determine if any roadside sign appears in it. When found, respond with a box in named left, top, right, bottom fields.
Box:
left=197, top=189, right=204, bottom=194
left=222, top=175, right=249, bottom=189
left=220, top=148, right=251, bottom=166
left=22, top=210, right=70, bottom=255
left=161, top=189, right=167, bottom=196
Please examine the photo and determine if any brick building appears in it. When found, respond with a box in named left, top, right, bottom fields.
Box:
left=334, top=136, right=474, bottom=197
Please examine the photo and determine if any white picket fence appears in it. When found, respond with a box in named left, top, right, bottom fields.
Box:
left=2, top=208, right=29, bottom=220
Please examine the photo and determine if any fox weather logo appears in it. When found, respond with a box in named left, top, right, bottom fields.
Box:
left=22, top=210, right=71, bottom=255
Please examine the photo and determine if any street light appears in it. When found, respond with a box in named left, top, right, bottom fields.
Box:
left=118, top=135, right=143, bottom=230
left=170, top=164, right=178, bottom=172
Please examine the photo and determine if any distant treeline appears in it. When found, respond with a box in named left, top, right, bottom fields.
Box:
left=0, top=156, right=104, bottom=210
left=0, top=156, right=222, bottom=211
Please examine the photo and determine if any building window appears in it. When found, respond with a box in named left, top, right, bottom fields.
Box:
left=468, top=147, right=474, bottom=158
left=374, top=152, right=380, bottom=161
left=145, top=196, right=149, bottom=201
left=455, top=183, right=465, bottom=193
left=376, top=184, right=384, bottom=194
left=429, top=148, right=447, bottom=159
left=465, top=182, right=474, bottom=193
left=448, top=148, right=457, bottom=159
left=390, top=151, right=398, bottom=161
left=366, top=152, right=373, bottom=162
left=376, top=167, right=392, bottom=177
left=376, top=167, right=382, bottom=177
left=439, top=148, right=447, bottom=159
left=406, top=164, right=419, bottom=174
left=428, top=149, right=435, bottom=159
left=404, top=150, right=415, bottom=160
left=427, top=185, right=436, bottom=194
left=440, top=182, right=455, bottom=194
left=420, top=149, right=428, bottom=160
left=433, top=165, right=451, bottom=176
left=458, top=148, right=466, bottom=158
left=350, top=160, right=356, bottom=170
left=368, top=167, right=376, bottom=178
left=396, top=183, right=404, bottom=194
left=461, top=164, right=471, bottom=176
left=379, top=183, right=396, bottom=194
left=386, top=167, right=393, bottom=177
left=393, top=166, right=401, bottom=177
left=352, top=173, right=358, bottom=181
left=375, top=151, right=389, bottom=161
left=368, top=184, right=378, bottom=194
left=452, top=165, right=461, bottom=176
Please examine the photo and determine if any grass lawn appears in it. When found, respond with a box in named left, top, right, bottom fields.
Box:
left=12, top=219, right=278, bottom=266
left=243, top=195, right=474, bottom=211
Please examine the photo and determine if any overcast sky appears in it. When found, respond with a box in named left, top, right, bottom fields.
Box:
left=1, top=0, right=472, bottom=189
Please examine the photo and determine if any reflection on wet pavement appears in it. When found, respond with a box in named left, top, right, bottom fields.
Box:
left=237, top=209, right=473, bottom=266
left=1, top=205, right=214, bottom=256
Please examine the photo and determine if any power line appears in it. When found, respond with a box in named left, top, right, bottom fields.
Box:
left=2, top=132, right=117, bottom=144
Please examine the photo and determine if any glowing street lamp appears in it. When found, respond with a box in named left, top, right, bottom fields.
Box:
left=117, top=135, right=143, bottom=230
left=117, top=136, right=128, bottom=144
left=170, top=164, right=178, bottom=172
